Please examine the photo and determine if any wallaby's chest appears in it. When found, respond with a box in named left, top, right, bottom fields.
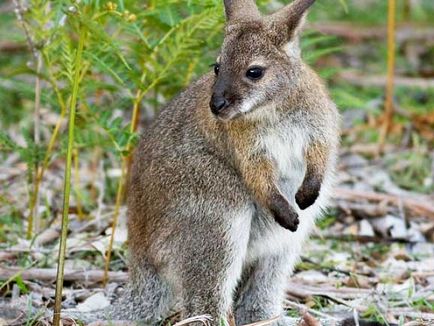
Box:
left=261, top=126, right=307, bottom=197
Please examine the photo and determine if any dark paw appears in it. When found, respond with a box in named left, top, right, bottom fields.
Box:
left=275, top=209, right=299, bottom=231
left=295, top=188, right=320, bottom=210
left=270, top=195, right=299, bottom=232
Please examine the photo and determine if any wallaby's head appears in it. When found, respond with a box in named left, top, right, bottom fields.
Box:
left=210, top=0, right=315, bottom=120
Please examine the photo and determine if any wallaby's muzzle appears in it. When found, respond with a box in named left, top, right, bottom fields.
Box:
left=210, top=94, right=229, bottom=116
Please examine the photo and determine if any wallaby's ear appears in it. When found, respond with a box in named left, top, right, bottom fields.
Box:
left=224, top=0, right=261, bottom=23
left=268, top=0, right=315, bottom=43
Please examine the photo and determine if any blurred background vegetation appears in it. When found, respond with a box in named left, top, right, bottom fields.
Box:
left=1, top=0, right=433, bottom=248
left=0, top=0, right=433, bottom=322
left=1, top=0, right=433, bottom=253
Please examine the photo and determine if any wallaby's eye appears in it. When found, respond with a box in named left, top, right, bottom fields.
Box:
left=212, top=63, right=220, bottom=76
left=246, top=67, right=264, bottom=80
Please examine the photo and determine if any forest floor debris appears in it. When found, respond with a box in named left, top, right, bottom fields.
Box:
left=1, top=145, right=433, bottom=325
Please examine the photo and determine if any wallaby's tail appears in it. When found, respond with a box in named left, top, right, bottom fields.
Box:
left=61, top=262, right=173, bottom=325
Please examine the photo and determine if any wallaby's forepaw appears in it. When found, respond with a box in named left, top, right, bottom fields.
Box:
left=269, top=194, right=299, bottom=232
left=295, top=189, right=319, bottom=210
left=295, top=179, right=321, bottom=210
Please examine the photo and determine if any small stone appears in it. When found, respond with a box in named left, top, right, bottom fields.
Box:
left=76, top=292, right=109, bottom=312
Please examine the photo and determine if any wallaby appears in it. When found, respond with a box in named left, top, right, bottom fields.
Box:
left=86, top=0, right=342, bottom=325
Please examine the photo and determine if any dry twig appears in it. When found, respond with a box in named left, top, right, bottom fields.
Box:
left=333, top=187, right=434, bottom=219
left=0, top=267, right=128, bottom=283
left=308, top=22, right=434, bottom=42
left=339, top=71, right=434, bottom=90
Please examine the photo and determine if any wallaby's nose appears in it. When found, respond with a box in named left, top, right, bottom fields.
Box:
left=210, top=95, right=229, bottom=115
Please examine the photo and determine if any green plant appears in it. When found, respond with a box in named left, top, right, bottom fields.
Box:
left=53, top=14, right=86, bottom=326
left=385, top=137, right=434, bottom=194
left=361, top=304, right=389, bottom=325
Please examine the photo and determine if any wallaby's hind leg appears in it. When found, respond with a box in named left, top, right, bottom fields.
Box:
left=110, top=261, right=173, bottom=324
left=234, top=254, right=292, bottom=325
left=178, top=206, right=253, bottom=325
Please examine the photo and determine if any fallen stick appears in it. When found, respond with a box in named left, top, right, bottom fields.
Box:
left=335, top=201, right=389, bottom=218
left=0, top=267, right=128, bottom=283
left=286, top=284, right=434, bottom=322
left=388, top=308, right=434, bottom=321
left=333, top=187, right=434, bottom=219
left=284, top=300, right=338, bottom=321
left=0, top=2, right=14, bottom=14
left=315, top=234, right=421, bottom=244
left=287, top=281, right=372, bottom=300
left=339, top=71, right=434, bottom=90
left=0, top=227, right=60, bottom=261
left=0, top=42, right=27, bottom=54
left=308, top=22, right=434, bottom=43
left=0, top=267, right=369, bottom=301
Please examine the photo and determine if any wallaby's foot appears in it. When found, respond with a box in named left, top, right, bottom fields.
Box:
left=235, top=255, right=292, bottom=326
left=269, top=193, right=299, bottom=231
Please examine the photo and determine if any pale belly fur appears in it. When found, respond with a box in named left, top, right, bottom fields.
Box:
left=245, top=125, right=334, bottom=266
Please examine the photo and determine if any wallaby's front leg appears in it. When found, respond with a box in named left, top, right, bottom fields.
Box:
left=295, top=143, right=328, bottom=210
left=240, top=156, right=299, bottom=231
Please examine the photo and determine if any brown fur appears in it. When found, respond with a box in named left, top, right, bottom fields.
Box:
left=114, top=0, right=341, bottom=325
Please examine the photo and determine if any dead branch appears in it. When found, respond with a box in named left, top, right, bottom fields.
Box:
left=308, top=22, right=434, bottom=43
left=0, top=228, right=60, bottom=261
left=34, top=227, right=61, bottom=245
left=287, top=281, right=371, bottom=300
left=0, top=42, right=28, bottom=54
left=346, top=144, right=395, bottom=156
left=0, top=267, right=128, bottom=283
left=336, top=201, right=389, bottom=218
left=284, top=301, right=338, bottom=321
left=287, top=282, right=434, bottom=322
left=339, top=71, right=434, bottom=90
left=0, top=1, right=14, bottom=14
left=12, top=0, right=38, bottom=61
left=333, top=187, right=434, bottom=219
left=388, top=308, right=434, bottom=321
left=315, top=234, right=418, bottom=244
